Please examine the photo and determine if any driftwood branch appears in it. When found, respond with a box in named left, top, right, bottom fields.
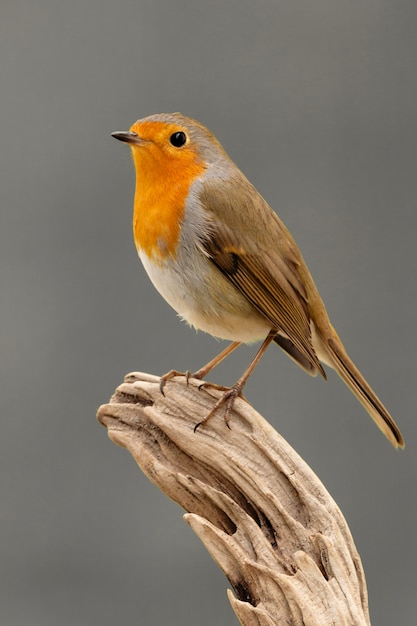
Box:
left=97, top=372, right=370, bottom=626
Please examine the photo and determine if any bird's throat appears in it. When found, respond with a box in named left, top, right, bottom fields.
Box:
left=132, top=149, right=205, bottom=262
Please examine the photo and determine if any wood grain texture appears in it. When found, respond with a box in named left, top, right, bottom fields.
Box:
left=97, top=372, right=370, bottom=625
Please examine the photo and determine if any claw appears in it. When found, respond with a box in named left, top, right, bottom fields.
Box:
left=197, top=381, right=230, bottom=393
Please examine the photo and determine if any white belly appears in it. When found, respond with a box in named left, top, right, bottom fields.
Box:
left=139, top=250, right=271, bottom=343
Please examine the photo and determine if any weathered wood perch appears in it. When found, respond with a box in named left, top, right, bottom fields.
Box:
left=97, top=372, right=370, bottom=626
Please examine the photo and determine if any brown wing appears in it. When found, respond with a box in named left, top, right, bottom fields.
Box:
left=199, top=174, right=326, bottom=378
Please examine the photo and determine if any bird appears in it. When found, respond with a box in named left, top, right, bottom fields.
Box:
left=112, top=112, right=404, bottom=448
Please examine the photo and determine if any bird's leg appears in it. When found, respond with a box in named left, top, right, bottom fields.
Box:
left=193, top=341, right=242, bottom=380
left=159, top=341, right=242, bottom=395
left=195, top=330, right=278, bottom=431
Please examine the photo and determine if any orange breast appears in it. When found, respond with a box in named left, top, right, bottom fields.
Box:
left=131, top=126, right=205, bottom=262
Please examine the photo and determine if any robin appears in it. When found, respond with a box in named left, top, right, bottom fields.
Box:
left=112, top=113, right=404, bottom=448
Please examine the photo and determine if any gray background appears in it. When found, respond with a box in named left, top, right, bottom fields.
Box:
left=1, top=1, right=416, bottom=624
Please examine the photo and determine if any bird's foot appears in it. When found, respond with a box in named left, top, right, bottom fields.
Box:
left=194, top=383, right=245, bottom=432
left=159, top=368, right=207, bottom=395
left=160, top=369, right=190, bottom=395
left=159, top=370, right=246, bottom=432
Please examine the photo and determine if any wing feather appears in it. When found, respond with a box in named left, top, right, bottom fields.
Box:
left=198, top=174, right=325, bottom=378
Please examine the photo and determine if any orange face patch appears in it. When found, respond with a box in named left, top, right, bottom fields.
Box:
left=129, top=121, right=206, bottom=261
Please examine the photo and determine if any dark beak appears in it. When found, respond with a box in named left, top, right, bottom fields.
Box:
left=111, top=131, right=142, bottom=145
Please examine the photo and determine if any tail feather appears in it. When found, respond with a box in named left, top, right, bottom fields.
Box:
left=323, top=335, right=404, bottom=448
left=273, top=334, right=327, bottom=379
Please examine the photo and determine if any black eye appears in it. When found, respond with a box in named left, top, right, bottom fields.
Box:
left=169, top=131, right=187, bottom=147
